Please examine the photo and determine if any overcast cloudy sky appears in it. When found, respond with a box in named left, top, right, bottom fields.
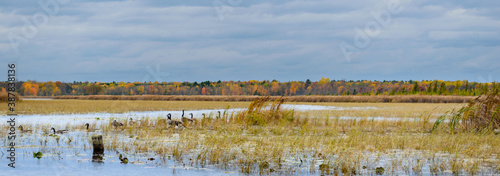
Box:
left=1, top=0, right=499, bottom=82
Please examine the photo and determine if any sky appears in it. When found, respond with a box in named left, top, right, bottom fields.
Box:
left=0, top=0, right=499, bottom=83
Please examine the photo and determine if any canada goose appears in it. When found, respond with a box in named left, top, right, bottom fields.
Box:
left=182, top=112, right=194, bottom=123
left=189, top=113, right=196, bottom=122
left=167, top=113, right=173, bottom=125
left=202, top=113, right=206, bottom=119
left=112, top=120, right=124, bottom=129
left=174, top=120, right=184, bottom=127
left=129, top=118, right=137, bottom=126
left=167, top=113, right=184, bottom=128
left=51, top=127, right=67, bottom=134
left=217, top=111, right=221, bottom=119
left=174, top=116, right=185, bottom=130
left=84, top=123, right=100, bottom=132
left=18, top=125, right=32, bottom=133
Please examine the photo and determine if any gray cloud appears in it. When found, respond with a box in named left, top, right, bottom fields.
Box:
left=0, top=0, right=499, bottom=82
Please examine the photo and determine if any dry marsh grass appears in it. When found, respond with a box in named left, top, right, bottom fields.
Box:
left=294, top=102, right=464, bottom=119
left=1, top=99, right=250, bottom=115
left=87, top=115, right=499, bottom=175
left=3, top=97, right=498, bottom=175
left=462, top=92, right=500, bottom=131
left=233, top=96, right=295, bottom=126
left=48, top=95, right=476, bottom=103
left=431, top=92, right=500, bottom=133
left=3, top=119, right=500, bottom=175
left=90, top=97, right=498, bottom=175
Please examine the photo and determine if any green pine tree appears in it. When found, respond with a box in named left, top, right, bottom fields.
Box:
left=412, top=81, right=419, bottom=94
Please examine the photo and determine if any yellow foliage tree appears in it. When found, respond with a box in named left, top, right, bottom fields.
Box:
left=318, top=77, right=330, bottom=85
left=337, top=86, right=345, bottom=95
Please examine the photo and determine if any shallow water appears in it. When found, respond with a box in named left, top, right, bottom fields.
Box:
left=1, top=104, right=496, bottom=175
left=0, top=130, right=239, bottom=176
left=0, top=148, right=238, bottom=176
left=11, top=109, right=234, bottom=128
left=0, top=104, right=379, bottom=175
left=3, top=135, right=496, bottom=176
left=8, top=104, right=377, bottom=128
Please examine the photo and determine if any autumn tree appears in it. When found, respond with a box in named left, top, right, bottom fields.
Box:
left=201, top=87, right=208, bottom=95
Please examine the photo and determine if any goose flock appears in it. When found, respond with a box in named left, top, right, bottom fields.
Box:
left=108, top=110, right=218, bottom=130
left=17, top=110, right=222, bottom=134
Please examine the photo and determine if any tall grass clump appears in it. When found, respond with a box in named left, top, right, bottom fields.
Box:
left=432, top=107, right=474, bottom=134
left=235, top=96, right=294, bottom=126
left=433, top=92, right=500, bottom=133
left=461, top=92, right=500, bottom=131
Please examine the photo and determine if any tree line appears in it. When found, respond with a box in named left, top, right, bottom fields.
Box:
left=1, top=78, right=498, bottom=96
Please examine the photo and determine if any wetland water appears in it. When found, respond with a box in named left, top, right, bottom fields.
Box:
left=1, top=104, right=497, bottom=175
left=7, top=104, right=379, bottom=128
left=1, top=105, right=374, bottom=175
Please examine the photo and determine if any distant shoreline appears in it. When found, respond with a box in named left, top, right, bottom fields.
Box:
left=20, top=95, right=476, bottom=103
